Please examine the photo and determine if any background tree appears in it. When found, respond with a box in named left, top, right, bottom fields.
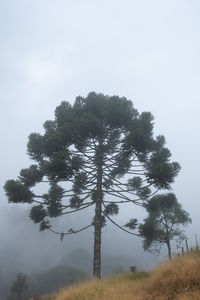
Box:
left=139, top=193, right=191, bottom=259
left=28, top=265, right=89, bottom=298
left=4, top=92, right=180, bottom=278
left=9, top=272, right=28, bottom=300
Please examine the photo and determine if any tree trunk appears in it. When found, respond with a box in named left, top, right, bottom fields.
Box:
left=93, top=142, right=103, bottom=278
left=167, top=240, right=172, bottom=259
left=93, top=194, right=102, bottom=278
left=164, top=213, right=172, bottom=260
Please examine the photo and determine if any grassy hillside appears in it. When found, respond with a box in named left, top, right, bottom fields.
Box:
left=31, top=250, right=200, bottom=300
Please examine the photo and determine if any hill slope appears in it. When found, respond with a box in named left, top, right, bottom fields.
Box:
left=32, top=251, right=200, bottom=300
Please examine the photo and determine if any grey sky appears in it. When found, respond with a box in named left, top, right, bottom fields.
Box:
left=1, top=0, right=200, bottom=270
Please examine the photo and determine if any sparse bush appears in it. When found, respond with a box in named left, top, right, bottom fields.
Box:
left=129, top=265, right=137, bottom=273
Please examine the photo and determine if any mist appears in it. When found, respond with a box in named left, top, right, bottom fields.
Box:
left=1, top=0, right=200, bottom=299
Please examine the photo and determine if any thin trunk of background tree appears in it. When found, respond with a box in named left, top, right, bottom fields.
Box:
left=164, top=213, right=172, bottom=260
left=167, top=240, right=172, bottom=259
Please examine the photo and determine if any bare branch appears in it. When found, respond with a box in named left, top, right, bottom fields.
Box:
left=48, top=223, right=93, bottom=236
left=102, top=210, right=139, bottom=236
left=61, top=202, right=94, bottom=215
left=102, top=171, right=127, bottom=186
left=63, top=190, right=93, bottom=197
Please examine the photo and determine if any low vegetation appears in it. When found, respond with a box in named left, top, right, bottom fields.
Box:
left=32, top=250, right=200, bottom=300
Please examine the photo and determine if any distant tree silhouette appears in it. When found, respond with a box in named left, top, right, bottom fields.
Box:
left=9, top=272, right=28, bottom=300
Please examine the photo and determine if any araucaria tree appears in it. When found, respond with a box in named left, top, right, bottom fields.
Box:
left=139, top=193, right=191, bottom=259
left=4, top=92, right=180, bottom=278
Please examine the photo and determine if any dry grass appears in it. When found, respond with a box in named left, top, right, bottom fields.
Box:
left=142, top=251, right=200, bottom=299
left=33, top=251, right=200, bottom=300
left=43, top=272, right=149, bottom=300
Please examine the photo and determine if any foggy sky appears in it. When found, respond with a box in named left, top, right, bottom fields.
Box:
left=1, top=0, right=200, bottom=275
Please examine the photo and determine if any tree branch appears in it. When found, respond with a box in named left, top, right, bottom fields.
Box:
left=48, top=223, right=93, bottom=236
left=102, top=210, right=139, bottom=236
left=61, top=202, right=94, bottom=215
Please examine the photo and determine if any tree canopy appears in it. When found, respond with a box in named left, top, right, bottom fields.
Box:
left=4, top=92, right=181, bottom=277
left=139, top=193, right=191, bottom=259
